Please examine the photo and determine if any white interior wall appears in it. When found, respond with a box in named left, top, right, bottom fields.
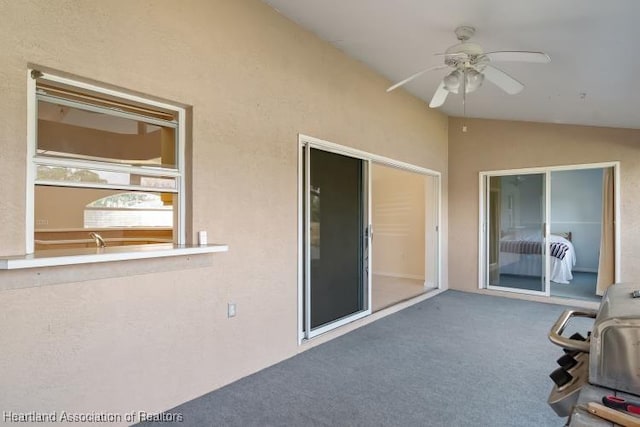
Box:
left=372, top=164, right=425, bottom=280
left=551, top=168, right=603, bottom=272
left=499, top=174, right=544, bottom=231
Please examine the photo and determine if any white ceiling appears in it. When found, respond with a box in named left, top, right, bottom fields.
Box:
left=263, top=0, right=640, bottom=129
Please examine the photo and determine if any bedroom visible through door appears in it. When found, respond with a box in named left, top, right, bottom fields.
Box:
left=480, top=163, right=619, bottom=302
left=549, top=168, right=607, bottom=301
left=485, top=173, right=546, bottom=295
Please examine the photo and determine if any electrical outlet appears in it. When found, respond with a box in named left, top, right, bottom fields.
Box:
left=227, top=303, right=236, bottom=318
left=36, top=219, right=48, bottom=226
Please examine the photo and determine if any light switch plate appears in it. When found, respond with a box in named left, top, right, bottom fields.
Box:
left=228, top=302, right=236, bottom=318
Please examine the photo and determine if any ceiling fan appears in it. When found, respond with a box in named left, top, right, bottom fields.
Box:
left=386, top=26, right=551, bottom=108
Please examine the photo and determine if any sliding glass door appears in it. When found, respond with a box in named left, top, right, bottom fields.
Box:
left=482, top=163, right=619, bottom=300
left=302, top=145, right=371, bottom=338
left=485, top=173, right=548, bottom=295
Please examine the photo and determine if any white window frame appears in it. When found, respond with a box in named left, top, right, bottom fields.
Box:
left=26, top=69, right=186, bottom=254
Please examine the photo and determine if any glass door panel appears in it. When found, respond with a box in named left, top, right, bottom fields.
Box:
left=303, top=147, right=369, bottom=336
left=488, top=173, right=546, bottom=294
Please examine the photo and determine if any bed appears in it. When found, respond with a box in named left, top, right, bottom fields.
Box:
left=499, top=230, right=576, bottom=284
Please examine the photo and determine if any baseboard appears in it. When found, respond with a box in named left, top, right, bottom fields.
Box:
left=573, top=268, right=598, bottom=273
left=463, top=288, right=600, bottom=310
left=373, top=271, right=425, bottom=281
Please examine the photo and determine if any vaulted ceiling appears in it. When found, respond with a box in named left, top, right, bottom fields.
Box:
left=264, top=0, right=640, bottom=129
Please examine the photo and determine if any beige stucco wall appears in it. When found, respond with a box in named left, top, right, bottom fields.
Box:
left=0, top=0, right=448, bottom=421
left=448, top=117, right=640, bottom=293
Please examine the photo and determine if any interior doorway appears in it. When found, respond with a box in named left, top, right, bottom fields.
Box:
left=371, top=164, right=438, bottom=311
left=486, top=173, right=546, bottom=294
left=480, top=163, right=619, bottom=303
left=549, top=168, right=605, bottom=301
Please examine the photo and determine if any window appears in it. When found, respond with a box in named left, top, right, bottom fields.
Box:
left=84, top=193, right=173, bottom=229
left=28, top=70, right=185, bottom=253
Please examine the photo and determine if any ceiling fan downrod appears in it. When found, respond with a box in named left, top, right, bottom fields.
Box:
left=454, top=26, right=475, bottom=42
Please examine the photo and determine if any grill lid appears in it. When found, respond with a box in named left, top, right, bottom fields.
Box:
left=590, top=283, right=640, bottom=395
left=596, top=283, right=640, bottom=323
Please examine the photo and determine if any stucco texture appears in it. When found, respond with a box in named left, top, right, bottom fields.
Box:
left=0, top=0, right=448, bottom=420
left=448, top=117, right=640, bottom=293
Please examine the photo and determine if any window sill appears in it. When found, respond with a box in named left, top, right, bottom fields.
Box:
left=0, top=243, right=229, bottom=270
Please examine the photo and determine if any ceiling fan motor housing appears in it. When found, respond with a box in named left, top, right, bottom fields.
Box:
left=445, top=42, right=485, bottom=67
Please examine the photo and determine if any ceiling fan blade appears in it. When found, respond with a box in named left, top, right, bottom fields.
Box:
left=429, top=81, right=449, bottom=108
left=482, top=65, right=524, bottom=95
left=386, top=65, right=447, bottom=92
left=485, top=51, right=551, bottom=63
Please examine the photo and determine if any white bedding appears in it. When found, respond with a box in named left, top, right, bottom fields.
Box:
left=499, top=234, right=577, bottom=284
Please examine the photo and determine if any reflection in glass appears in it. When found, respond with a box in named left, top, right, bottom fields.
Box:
left=310, top=186, right=320, bottom=260
left=489, top=174, right=545, bottom=292
left=37, top=100, right=176, bottom=168
left=34, top=186, right=174, bottom=251
left=36, top=165, right=176, bottom=189
left=309, top=148, right=365, bottom=329
left=84, top=191, right=173, bottom=228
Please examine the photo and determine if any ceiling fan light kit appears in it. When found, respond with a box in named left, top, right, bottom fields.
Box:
left=386, top=26, right=551, bottom=109
left=443, top=68, right=484, bottom=94
left=443, top=70, right=461, bottom=92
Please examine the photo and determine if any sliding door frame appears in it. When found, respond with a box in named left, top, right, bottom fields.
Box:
left=478, top=161, right=621, bottom=294
left=298, top=134, right=442, bottom=343
left=299, top=136, right=372, bottom=341
left=481, top=170, right=550, bottom=296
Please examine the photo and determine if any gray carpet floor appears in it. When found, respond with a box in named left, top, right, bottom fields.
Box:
left=138, top=291, right=592, bottom=427
left=551, top=272, right=600, bottom=301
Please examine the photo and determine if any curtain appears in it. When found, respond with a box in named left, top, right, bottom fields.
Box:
left=596, top=167, right=615, bottom=296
